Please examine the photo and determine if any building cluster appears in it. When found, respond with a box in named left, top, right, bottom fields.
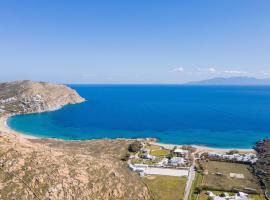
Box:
left=207, top=152, right=257, bottom=164
left=137, top=147, right=189, bottom=167
left=32, top=94, right=43, bottom=102
left=20, top=95, right=44, bottom=104
left=140, top=148, right=156, bottom=160
left=0, top=97, right=17, bottom=104
left=207, top=191, right=248, bottom=200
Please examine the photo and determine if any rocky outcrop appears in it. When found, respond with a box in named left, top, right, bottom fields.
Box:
left=254, top=139, right=270, bottom=199
left=0, top=80, right=85, bottom=114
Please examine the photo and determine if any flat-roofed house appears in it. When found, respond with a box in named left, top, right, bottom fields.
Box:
left=174, top=149, right=188, bottom=157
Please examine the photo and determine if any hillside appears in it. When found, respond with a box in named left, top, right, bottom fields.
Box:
left=254, top=139, right=270, bottom=198
left=0, top=80, right=150, bottom=200
left=0, top=80, right=85, bottom=114
left=0, top=135, right=149, bottom=200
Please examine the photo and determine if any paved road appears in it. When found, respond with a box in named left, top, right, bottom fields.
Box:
left=144, top=167, right=188, bottom=177
left=183, top=155, right=196, bottom=200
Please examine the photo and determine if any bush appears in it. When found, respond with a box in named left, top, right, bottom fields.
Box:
left=182, top=145, right=197, bottom=153
left=128, top=141, right=142, bottom=153
left=166, top=153, right=174, bottom=159
left=220, top=193, right=225, bottom=197
left=227, top=150, right=239, bottom=155
left=194, top=186, right=202, bottom=194
left=121, top=153, right=131, bottom=161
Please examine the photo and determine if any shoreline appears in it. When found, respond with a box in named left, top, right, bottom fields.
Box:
left=152, top=142, right=254, bottom=154
left=0, top=115, right=38, bottom=140
left=0, top=114, right=254, bottom=153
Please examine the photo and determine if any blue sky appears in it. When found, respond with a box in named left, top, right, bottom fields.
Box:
left=0, top=0, right=269, bottom=83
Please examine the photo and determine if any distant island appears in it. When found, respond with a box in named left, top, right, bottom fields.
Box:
left=187, top=76, right=270, bottom=86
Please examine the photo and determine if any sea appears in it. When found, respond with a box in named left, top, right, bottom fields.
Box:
left=7, top=85, right=270, bottom=149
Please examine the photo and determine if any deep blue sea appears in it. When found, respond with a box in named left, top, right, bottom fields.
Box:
left=8, top=85, right=270, bottom=148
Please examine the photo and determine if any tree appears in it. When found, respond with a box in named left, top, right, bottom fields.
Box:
left=182, top=145, right=197, bottom=153
left=220, top=193, right=225, bottom=197
left=227, top=150, right=239, bottom=155
left=194, top=186, right=202, bottom=194
left=128, top=141, right=142, bottom=153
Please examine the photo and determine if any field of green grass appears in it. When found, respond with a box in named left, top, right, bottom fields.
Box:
left=146, top=145, right=162, bottom=151
left=150, top=149, right=171, bottom=157
left=200, top=160, right=261, bottom=193
left=143, top=175, right=187, bottom=200
left=189, top=172, right=203, bottom=200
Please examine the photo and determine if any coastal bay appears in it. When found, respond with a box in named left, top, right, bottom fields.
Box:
left=7, top=85, right=270, bottom=149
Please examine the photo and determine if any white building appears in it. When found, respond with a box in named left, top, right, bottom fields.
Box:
left=207, top=152, right=257, bottom=164
left=128, top=163, right=148, bottom=172
left=142, top=153, right=156, bottom=160
left=140, top=148, right=150, bottom=154
left=169, top=157, right=185, bottom=166
left=0, top=97, right=17, bottom=104
left=206, top=191, right=248, bottom=200
left=174, top=149, right=188, bottom=156
left=157, top=158, right=169, bottom=167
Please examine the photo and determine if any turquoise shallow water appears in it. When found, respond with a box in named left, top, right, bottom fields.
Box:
left=8, top=85, right=270, bottom=148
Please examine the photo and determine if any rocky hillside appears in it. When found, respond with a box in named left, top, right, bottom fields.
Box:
left=0, top=135, right=150, bottom=200
left=0, top=80, right=151, bottom=200
left=0, top=80, right=85, bottom=114
left=254, top=139, right=270, bottom=198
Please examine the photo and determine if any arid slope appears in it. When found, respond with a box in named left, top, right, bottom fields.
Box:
left=0, top=80, right=150, bottom=200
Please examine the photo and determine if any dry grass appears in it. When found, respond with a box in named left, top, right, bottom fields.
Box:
left=200, top=160, right=261, bottom=192
left=0, top=137, right=150, bottom=200
left=143, top=175, right=186, bottom=200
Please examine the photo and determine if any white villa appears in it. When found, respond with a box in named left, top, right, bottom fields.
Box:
left=169, top=157, right=185, bottom=166
left=128, top=163, right=148, bottom=172
left=174, top=148, right=189, bottom=156
left=207, top=191, right=248, bottom=200
left=157, top=158, right=169, bottom=167
left=142, top=153, right=156, bottom=160
left=0, top=97, right=17, bottom=104
left=207, top=152, right=257, bottom=164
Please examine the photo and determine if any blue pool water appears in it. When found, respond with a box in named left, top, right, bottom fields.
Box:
left=8, top=85, right=270, bottom=148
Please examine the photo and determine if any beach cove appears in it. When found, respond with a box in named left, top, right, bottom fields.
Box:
left=7, top=85, right=270, bottom=149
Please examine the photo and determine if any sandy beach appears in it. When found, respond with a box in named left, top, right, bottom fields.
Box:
left=0, top=114, right=254, bottom=154
left=0, top=115, right=38, bottom=140
left=151, top=142, right=254, bottom=154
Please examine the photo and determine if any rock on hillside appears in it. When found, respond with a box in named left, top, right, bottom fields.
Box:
left=0, top=80, right=85, bottom=114
left=254, top=139, right=270, bottom=198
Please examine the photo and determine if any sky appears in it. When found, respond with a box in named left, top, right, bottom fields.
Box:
left=0, top=0, right=270, bottom=84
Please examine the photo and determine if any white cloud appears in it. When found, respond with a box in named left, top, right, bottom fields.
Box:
left=223, top=70, right=248, bottom=75
left=197, top=68, right=250, bottom=76
left=207, top=67, right=217, bottom=73
left=197, top=67, right=217, bottom=73
left=170, top=67, right=184, bottom=73
left=260, top=70, right=270, bottom=76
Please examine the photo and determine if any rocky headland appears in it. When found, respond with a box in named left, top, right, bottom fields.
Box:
left=0, top=80, right=150, bottom=200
